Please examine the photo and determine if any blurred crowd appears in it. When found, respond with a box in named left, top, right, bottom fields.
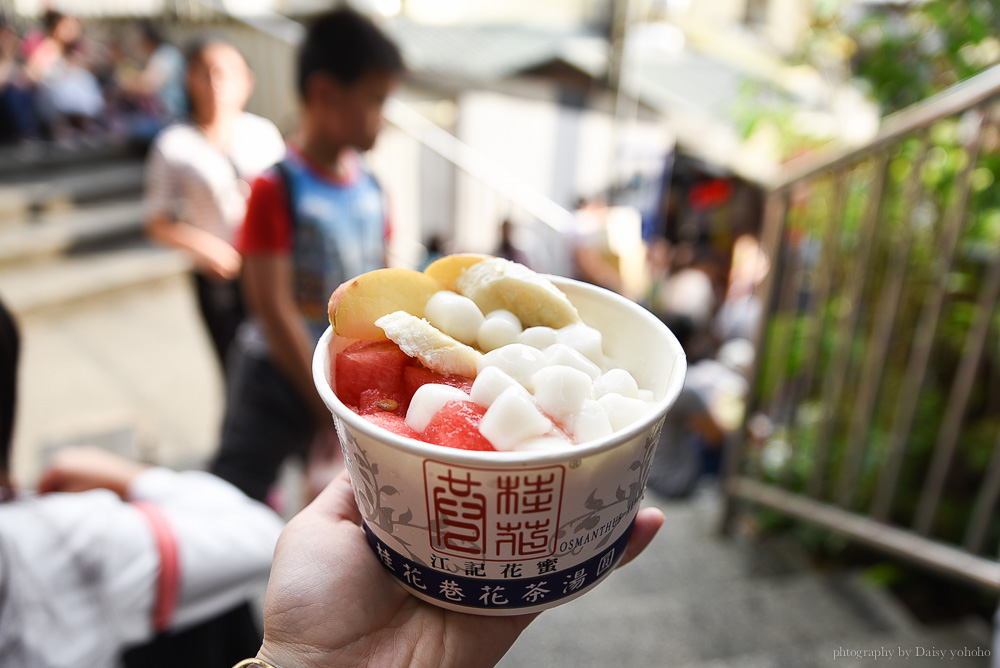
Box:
left=555, top=197, right=767, bottom=500
left=0, top=10, right=184, bottom=148
left=473, top=188, right=766, bottom=500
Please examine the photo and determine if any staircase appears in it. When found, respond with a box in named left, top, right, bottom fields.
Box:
left=0, top=140, right=224, bottom=482
left=0, top=142, right=183, bottom=310
left=500, top=487, right=993, bottom=667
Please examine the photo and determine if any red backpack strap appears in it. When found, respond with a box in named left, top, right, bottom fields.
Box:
left=131, top=501, right=180, bottom=634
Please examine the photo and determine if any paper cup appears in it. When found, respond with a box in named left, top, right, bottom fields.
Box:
left=313, top=277, right=686, bottom=615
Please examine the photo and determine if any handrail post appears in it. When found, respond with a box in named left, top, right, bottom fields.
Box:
left=719, top=188, right=787, bottom=534
left=871, top=104, right=990, bottom=523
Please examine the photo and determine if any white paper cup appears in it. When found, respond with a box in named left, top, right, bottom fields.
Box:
left=313, top=277, right=686, bottom=615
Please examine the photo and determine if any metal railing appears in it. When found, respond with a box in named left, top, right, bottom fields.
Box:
left=721, top=63, right=1000, bottom=590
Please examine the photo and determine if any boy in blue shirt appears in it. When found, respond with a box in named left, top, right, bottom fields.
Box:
left=211, top=8, right=404, bottom=503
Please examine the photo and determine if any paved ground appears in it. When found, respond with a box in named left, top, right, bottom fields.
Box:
left=9, top=268, right=223, bottom=483
left=501, top=486, right=993, bottom=668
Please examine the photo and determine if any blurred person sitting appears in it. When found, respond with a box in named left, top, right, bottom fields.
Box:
left=23, top=11, right=105, bottom=143
left=569, top=196, right=625, bottom=295
left=21, top=10, right=75, bottom=86
left=712, top=232, right=769, bottom=344
left=0, top=18, right=41, bottom=144
left=646, top=337, right=754, bottom=499
left=647, top=241, right=721, bottom=362
left=43, top=39, right=105, bottom=139
left=117, top=22, right=186, bottom=142
left=0, top=298, right=284, bottom=668
left=209, top=8, right=403, bottom=505
left=144, top=37, right=285, bottom=374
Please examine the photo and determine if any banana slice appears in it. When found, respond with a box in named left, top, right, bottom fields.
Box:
left=455, top=257, right=581, bottom=329
left=375, top=311, right=482, bottom=377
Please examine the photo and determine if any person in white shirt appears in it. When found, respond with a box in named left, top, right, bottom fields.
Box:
left=144, top=37, right=285, bottom=372
left=0, top=301, right=283, bottom=667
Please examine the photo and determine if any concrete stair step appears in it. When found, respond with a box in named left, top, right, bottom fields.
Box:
left=498, top=490, right=992, bottom=668
left=0, top=244, right=189, bottom=314
left=0, top=139, right=142, bottom=177
left=0, top=199, right=147, bottom=266
left=0, top=161, right=146, bottom=223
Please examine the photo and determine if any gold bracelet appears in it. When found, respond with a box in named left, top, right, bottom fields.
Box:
left=233, top=659, right=280, bottom=668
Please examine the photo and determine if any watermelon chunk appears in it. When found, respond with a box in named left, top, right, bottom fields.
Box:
left=336, top=341, right=490, bottom=451
left=335, top=339, right=412, bottom=408
left=423, top=400, right=495, bottom=451
left=403, top=365, right=474, bottom=397
left=359, top=388, right=407, bottom=416
left=361, top=412, right=423, bottom=441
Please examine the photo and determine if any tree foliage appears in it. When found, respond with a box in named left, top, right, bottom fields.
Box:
left=851, top=0, right=1000, bottom=115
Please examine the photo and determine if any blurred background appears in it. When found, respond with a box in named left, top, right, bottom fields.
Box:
left=1, top=0, right=1000, bottom=665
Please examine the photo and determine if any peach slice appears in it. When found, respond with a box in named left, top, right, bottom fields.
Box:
left=328, top=268, right=443, bottom=340
left=423, top=253, right=490, bottom=291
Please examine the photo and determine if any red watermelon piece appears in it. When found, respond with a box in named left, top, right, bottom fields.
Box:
left=403, top=365, right=474, bottom=397
left=358, top=388, right=407, bottom=416
left=422, top=400, right=495, bottom=451
left=336, top=341, right=491, bottom=452
left=335, top=339, right=412, bottom=408
left=361, top=412, right=422, bottom=441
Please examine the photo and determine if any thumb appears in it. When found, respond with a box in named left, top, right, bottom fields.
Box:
left=304, top=467, right=362, bottom=526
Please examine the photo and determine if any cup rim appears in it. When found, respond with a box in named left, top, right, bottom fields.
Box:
left=312, top=275, right=687, bottom=467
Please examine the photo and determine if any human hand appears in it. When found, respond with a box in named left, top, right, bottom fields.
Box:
left=197, top=239, right=243, bottom=281
left=37, top=446, right=149, bottom=498
left=257, top=469, right=664, bottom=668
